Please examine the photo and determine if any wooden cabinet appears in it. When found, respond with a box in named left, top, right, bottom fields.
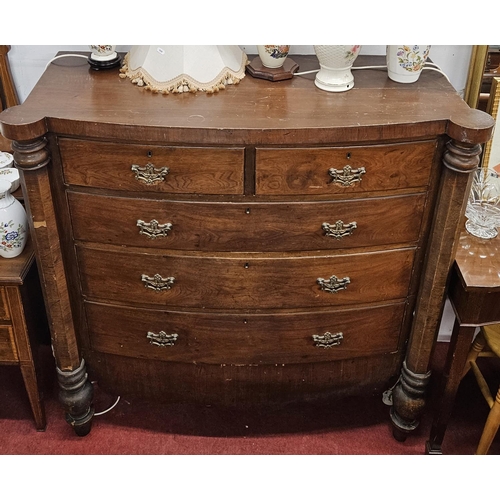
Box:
left=0, top=54, right=494, bottom=439
left=0, top=239, right=47, bottom=430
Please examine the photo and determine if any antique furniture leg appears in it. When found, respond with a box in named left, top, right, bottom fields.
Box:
left=13, top=137, right=94, bottom=436
left=391, top=139, right=482, bottom=441
left=425, top=320, right=476, bottom=454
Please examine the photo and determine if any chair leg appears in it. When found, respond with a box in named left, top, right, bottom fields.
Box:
left=476, top=385, right=500, bottom=455
left=462, top=330, right=486, bottom=380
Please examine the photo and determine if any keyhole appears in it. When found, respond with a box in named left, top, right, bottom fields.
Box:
left=147, top=151, right=153, bottom=158
left=245, top=208, right=251, bottom=214
left=244, top=263, right=250, bottom=269
left=346, top=152, right=351, bottom=160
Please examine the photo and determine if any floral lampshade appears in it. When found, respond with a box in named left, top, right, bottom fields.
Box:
left=120, top=45, right=248, bottom=94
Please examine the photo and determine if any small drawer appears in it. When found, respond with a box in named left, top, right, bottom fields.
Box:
left=59, top=138, right=245, bottom=195
left=255, top=141, right=436, bottom=195
left=68, top=191, right=426, bottom=251
left=0, top=325, right=18, bottom=362
left=77, top=245, right=415, bottom=310
left=85, top=301, right=405, bottom=365
left=0, top=288, right=10, bottom=320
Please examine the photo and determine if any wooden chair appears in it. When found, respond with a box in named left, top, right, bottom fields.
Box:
left=0, top=45, right=19, bottom=151
left=462, top=323, right=500, bottom=454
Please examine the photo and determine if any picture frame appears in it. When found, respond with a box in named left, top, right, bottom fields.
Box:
left=483, top=76, right=500, bottom=171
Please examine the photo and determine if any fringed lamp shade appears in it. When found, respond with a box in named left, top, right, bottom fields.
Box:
left=119, top=45, right=248, bottom=94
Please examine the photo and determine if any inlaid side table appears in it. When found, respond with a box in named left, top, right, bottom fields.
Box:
left=427, top=229, right=500, bottom=453
left=0, top=237, right=48, bottom=430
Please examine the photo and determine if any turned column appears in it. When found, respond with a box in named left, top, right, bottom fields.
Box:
left=12, top=137, right=94, bottom=436
left=390, top=138, right=483, bottom=441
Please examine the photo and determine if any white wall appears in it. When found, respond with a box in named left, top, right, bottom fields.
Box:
left=8, top=45, right=473, bottom=103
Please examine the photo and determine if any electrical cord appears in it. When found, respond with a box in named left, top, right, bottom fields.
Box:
left=45, top=53, right=89, bottom=70
left=90, top=380, right=121, bottom=416
left=294, top=62, right=450, bottom=83
left=94, top=396, right=121, bottom=416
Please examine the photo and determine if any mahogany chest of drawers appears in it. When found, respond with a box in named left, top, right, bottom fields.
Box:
left=0, top=54, right=493, bottom=439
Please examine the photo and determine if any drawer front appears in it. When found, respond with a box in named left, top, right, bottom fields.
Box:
left=0, top=325, right=17, bottom=362
left=77, top=246, right=415, bottom=309
left=255, top=141, right=436, bottom=195
left=68, top=191, right=426, bottom=251
left=85, top=301, right=405, bottom=364
left=0, top=288, right=10, bottom=320
left=59, top=138, right=245, bottom=195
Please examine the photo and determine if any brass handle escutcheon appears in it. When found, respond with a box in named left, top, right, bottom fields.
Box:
left=131, top=162, right=170, bottom=185
left=312, top=332, right=343, bottom=348
left=317, top=275, right=350, bottom=293
left=141, top=273, right=175, bottom=292
left=322, top=220, right=357, bottom=239
left=328, top=165, right=366, bottom=186
left=137, top=219, right=173, bottom=239
left=147, top=331, right=178, bottom=347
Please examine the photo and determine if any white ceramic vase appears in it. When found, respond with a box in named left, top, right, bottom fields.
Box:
left=257, top=45, right=290, bottom=68
left=0, top=179, right=28, bottom=258
left=89, top=45, right=118, bottom=62
left=386, top=45, right=431, bottom=83
left=313, top=45, right=362, bottom=92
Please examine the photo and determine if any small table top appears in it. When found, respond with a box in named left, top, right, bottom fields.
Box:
left=454, top=230, right=500, bottom=292
left=449, top=229, right=500, bottom=326
left=0, top=238, right=35, bottom=285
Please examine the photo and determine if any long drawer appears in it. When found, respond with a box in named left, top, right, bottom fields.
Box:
left=68, top=191, right=427, bottom=251
left=59, top=138, right=245, bottom=195
left=76, top=245, right=415, bottom=309
left=255, top=141, right=436, bottom=195
left=85, top=300, right=405, bottom=364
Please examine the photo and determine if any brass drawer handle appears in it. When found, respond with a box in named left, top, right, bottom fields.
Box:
left=312, top=331, right=343, bottom=348
left=131, top=162, right=170, bottom=185
left=137, top=219, right=173, bottom=239
left=147, top=331, right=178, bottom=347
left=141, top=273, right=175, bottom=292
left=328, top=165, right=365, bottom=187
left=317, top=275, right=350, bottom=293
left=322, top=220, right=357, bottom=239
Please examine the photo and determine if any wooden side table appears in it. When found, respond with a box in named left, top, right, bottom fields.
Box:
left=0, top=237, right=48, bottom=430
left=427, top=229, right=500, bottom=453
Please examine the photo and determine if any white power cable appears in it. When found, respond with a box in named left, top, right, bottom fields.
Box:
left=94, top=395, right=121, bottom=416
left=294, top=62, right=450, bottom=83
left=45, top=53, right=89, bottom=70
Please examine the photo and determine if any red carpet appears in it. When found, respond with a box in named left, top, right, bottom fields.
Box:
left=0, top=342, right=498, bottom=455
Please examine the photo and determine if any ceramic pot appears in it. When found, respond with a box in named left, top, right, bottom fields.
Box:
left=89, top=45, right=118, bottom=62
left=313, top=45, right=362, bottom=92
left=0, top=179, right=28, bottom=258
left=386, top=45, right=431, bottom=83
left=257, top=45, right=290, bottom=68
left=0, top=166, right=20, bottom=192
left=0, top=151, right=13, bottom=170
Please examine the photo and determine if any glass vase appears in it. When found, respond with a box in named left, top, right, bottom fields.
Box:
left=465, top=168, right=500, bottom=239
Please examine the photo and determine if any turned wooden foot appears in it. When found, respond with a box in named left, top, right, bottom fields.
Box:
left=390, top=361, right=431, bottom=440
left=57, top=358, right=94, bottom=436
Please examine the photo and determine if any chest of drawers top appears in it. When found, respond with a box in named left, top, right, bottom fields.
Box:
left=0, top=55, right=492, bottom=147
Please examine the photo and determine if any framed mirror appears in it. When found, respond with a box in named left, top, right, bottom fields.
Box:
left=465, top=46, right=500, bottom=174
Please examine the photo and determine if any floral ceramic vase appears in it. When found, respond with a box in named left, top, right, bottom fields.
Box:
left=386, top=45, right=431, bottom=83
left=313, top=45, right=362, bottom=92
left=0, top=179, right=28, bottom=258
left=257, top=45, right=290, bottom=68
left=88, top=45, right=121, bottom=70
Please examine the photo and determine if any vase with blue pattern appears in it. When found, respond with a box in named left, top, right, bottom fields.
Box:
left=0, top=179, right=28, bottom=258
